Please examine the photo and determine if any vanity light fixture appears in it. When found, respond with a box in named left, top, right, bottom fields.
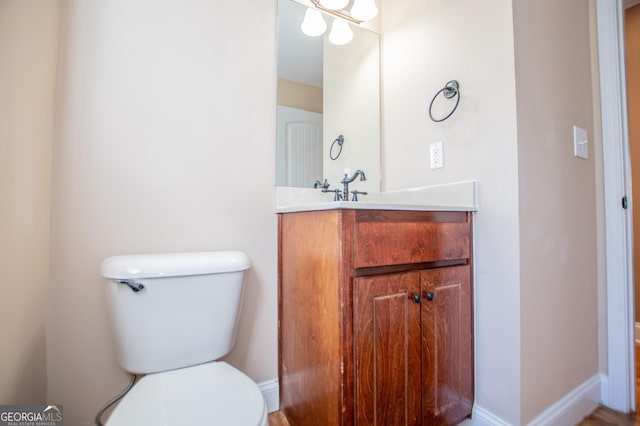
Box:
left=310, top=0, right=377, bottom=24
left=300, top=0, right=377, bottom=45
left=318, top=0, right=349, bottom=10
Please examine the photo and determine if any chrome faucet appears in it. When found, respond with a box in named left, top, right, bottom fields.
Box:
left=313, top=179, right=330, bottom=189
left=341, top=170, right=366, bottom=201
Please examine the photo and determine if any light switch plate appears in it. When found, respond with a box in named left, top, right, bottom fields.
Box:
left=573, top=126, right=588, bottom=159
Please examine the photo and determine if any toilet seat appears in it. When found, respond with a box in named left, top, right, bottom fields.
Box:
left=106, top=361, right=268, bottom=426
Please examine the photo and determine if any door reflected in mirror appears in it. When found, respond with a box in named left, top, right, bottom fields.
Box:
left=276, top=0, right=381, bottom=194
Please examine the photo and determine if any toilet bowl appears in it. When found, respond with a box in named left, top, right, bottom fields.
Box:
left=100, top=251, right=267, bottom=426
left=106, top=362, right=267, bottom=426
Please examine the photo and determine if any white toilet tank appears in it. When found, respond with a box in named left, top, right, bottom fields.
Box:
left=100, top=251, right=250, bottom=374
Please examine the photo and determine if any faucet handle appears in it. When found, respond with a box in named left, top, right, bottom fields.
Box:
left=323, top=188, right=342, bottom=201
left=351, top=190, right=368, bottom=202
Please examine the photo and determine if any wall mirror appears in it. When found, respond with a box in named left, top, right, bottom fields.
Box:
left=276, top=0, right=381, bottom=194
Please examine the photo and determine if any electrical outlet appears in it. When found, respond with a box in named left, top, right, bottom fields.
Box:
left=430, top=142, right=444, bottom=169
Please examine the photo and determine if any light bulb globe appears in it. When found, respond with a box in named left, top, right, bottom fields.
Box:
left=301, top=8, right=327, bottom=37
left=350, top=0, right=378, bottom=21
left=328, top=19, right=353, bottom=45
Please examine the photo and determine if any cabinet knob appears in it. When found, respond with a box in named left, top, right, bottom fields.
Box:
left=425, top=292, right=435, bottom=302
left=411, top=294, right=422, bottom=304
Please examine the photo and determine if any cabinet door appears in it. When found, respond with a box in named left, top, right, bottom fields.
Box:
left=354, top=272, right=422, bottom=426
left=421, top=265, right=473, bottom=425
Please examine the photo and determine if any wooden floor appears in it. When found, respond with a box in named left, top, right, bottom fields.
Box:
left=269, top=344, right=640, bottom=425
left=563, top=343, right=640, bottom=425
left=578, top=405, right=640, bottom=425
left=268, top=411, right=290, bottom=426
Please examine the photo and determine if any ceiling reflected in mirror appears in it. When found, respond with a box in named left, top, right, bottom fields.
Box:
left=278, top=0, right=323, bottom=88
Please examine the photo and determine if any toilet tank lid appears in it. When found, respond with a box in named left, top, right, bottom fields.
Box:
left=100, top=251, right=250, bottom=280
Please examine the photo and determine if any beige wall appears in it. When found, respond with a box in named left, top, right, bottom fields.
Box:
left=48, top=1, right=277, bottom=424
left=277, top=78, right=323, bottom=114
left=382, top=0, right=600, bottom=423
left=0, top=0, right=58, bottom=404
left=626, top=4, right=640, bottom=324
left=381, top=0, right=522, bottom=423
left=513, top=0, right=599, bottom=423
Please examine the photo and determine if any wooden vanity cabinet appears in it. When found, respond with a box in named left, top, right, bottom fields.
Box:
left=278, top=209, right=473, bottom=426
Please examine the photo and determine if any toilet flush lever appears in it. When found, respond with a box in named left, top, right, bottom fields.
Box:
left=115, top=279, right=145, bottom=293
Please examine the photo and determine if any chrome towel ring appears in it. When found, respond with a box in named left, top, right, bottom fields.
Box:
left=429, top=80, right=460, bottom=122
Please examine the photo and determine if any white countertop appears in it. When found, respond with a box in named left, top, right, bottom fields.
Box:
left=275, top=181, right=478, bottom=213
left=276, top=201, right=473, bottom=213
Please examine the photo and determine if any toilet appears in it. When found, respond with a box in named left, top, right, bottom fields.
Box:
left=100, top=251, right=267, bottom=426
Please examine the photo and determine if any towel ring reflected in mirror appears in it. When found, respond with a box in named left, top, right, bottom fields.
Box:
left=330, top=134, right=344, bottom=160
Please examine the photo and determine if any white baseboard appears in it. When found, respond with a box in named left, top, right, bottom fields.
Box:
left=258, top=379, right=279, bottom=413
left=527, top=374, right=601, bottom=426
left=258, top=375, right=601, bottom=423
left=466, top=405, right=511, bottom=425
left=463, top=375, right=601, bottom=426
